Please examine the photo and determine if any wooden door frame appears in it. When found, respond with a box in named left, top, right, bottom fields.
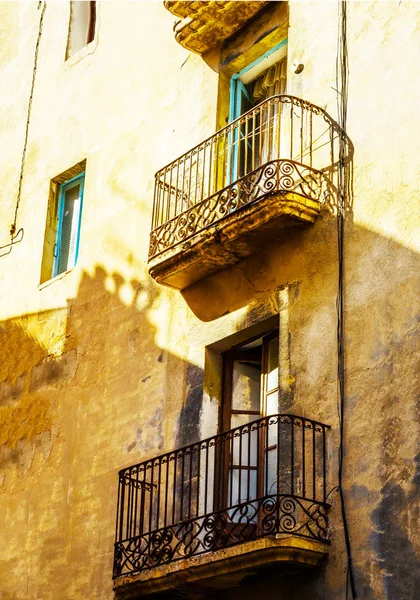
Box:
left=216, top=331, right=279, bottom=512
left=259, top=330, right=280, bottom=498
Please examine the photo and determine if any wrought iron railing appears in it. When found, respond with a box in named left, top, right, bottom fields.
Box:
left=113, top=414, right=330, bottom=578
left=149, top=94, right=352, bottom=260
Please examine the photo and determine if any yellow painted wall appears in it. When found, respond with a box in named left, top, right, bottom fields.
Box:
left=0, top=2, right=419, bottom=599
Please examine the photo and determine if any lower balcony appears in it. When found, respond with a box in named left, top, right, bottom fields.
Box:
left=148, top=95, right=350, bottom=290
left=113, top=414, right=330, bottom=598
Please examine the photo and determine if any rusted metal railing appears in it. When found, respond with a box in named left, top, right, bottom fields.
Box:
left=113, top=414, right=330, bottom=578
left=149, top=94, right=352, bottom=260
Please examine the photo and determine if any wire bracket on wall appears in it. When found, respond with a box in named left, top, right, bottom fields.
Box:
left=0, top=228, right=24, bottom=258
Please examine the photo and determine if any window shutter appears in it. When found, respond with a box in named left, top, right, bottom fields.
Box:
left=58, top=183, right=81, bottom=274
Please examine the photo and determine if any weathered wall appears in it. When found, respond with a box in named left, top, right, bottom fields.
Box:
left=0, top=2, right=216, bottom=598
left=0, top=2, right=419, bottom=600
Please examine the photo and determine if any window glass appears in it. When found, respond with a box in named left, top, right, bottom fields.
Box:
left=266, top=336, right=279, bottom=392
left=230, top=419, right=258, bottom=464
left=266, top=391, right=278, bottom=417
left=67, top=1, right=96, bottom=58
left=57, top=183, right=81, bottom=274
left=224, top=332, right=279, bottom=427
left=53, top=174, right=84, bottom=277
left=231, top=360, right=261, bottom=413
left=221, top=331, right=280, bottom=514
left=228, top=468, right=257, bottom=508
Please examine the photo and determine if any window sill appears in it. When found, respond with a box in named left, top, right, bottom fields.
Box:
left=38, top=268, right=75, bottom=290
left=65, top=37, right=98, bottom=68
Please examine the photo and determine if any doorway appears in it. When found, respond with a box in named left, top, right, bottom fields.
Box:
left=217, top=332, right=279, bottom=517
left=229, top=46, right=287, bottom=183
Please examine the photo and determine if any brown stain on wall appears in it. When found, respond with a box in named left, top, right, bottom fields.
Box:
left=0, top=392, right=51, bottom=450
left=0, top=320, right=53, bottom=452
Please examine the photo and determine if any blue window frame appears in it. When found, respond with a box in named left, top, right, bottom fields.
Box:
left=227, top=40, right=288, bottom=183
left=53, top=172, right=84, bottom=277
left=229, top=39, right=288, bottom=122
left=227, top=81, right=253, bottom=183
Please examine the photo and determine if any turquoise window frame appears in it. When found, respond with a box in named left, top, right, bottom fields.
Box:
left=228, top=38, right=288, bottom=122
left=52, top=172, right=85, bottom=277
left=228, top=80, right=252, bottom=183
left=227, top=39, right=287, bottom=184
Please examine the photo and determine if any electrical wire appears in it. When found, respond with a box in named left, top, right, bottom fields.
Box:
left=0, top=228, right=24, bottom=258
left=335, top=2, right=358, bottom=599
left=1, top=1, right=46, bottom=256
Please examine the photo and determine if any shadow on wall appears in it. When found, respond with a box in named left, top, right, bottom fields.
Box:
left=0, top=264, right=205, bottom=598
left=180, top=217, right=419, bottom=600
left=0, top=265, right=207, bottom=471
left=0, top=215, right=419, bottom=599
left=369, top=451, right=420, bottom=600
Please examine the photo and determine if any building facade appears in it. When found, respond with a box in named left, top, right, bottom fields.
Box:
left=0, top=2, right=419, bottom=599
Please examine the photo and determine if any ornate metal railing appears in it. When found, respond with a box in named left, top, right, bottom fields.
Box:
left=113, top=414, right=330, bottom=578
left=149, top=94, right=352, bottom=260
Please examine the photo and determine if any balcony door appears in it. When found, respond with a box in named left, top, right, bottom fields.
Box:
left=229, top=46, right=287, bottom=183
left=218, top=332, right=279, bottom=517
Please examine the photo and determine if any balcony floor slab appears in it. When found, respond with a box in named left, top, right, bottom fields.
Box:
left=148, top=191, right=320, bottom=290
left=113, top=535, right=329, bottom=599
left=164, top=1, right=269, bottom=55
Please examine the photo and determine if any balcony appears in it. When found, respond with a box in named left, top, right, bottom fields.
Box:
left=164, top=1, right=269, bottom=55
left=113, top=414, right=330, bottom=598
left=148, top=95, right=351, bottom=290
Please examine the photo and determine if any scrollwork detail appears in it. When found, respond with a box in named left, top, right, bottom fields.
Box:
left=149, top=159, right=324, bottom=260
left=114, top=494, right=330, bottom=577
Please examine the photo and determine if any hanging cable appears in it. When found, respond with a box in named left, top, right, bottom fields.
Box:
left=0, top=228, right=24, bottom=258
left=1, top=1, right=46, bottom=257
left=335, top=2, right=358, bottom=599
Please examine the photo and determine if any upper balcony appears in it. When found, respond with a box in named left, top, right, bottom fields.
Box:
left=148, top=95, right=351, bottom=290
left=113, top=413, right=330, bottom=598
left=164, top=1, right=269, bottom=55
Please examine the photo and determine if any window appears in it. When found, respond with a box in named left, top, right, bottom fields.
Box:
left=218, top=332, right=279, bottom=515
left=53, top=174, right=85, bottom=277
left=221, top=331, right=279, bottom=432
left=66, top=1, right=96, bottom=59
left=40, top=164, right=86, bottom=284
left=229, top=41, right=288, bottom=122
left=227, top=41, right=288, bottom=182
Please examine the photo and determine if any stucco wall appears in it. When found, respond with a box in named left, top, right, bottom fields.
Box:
left=0, top=2, right=419, bottom=599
